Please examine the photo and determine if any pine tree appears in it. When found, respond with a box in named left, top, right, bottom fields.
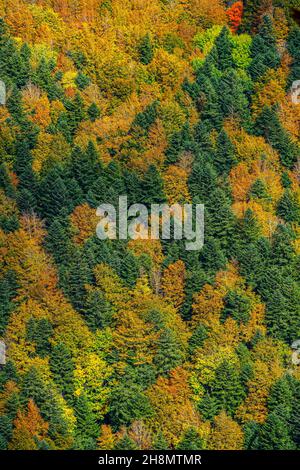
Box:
left=249, top=179, right=270, bottom=201
left=244, top=421, right=260, bottom=450
left=21, top=368, right=70, bottom=446
left=75, top=71, right=90, bottom=90
left=14, top=139, right=37, bottom=211
left=61, top=248, right=91, bottom=312
left=195, top=75, right=221, bottom=129
left=189, top=324, right=208, bottom=354
left=258, top=264, right=300, bottom=343
left=69, top=143, right=103, bottom=195
left=290, top=380, right=300, bottom=449
left=221, top=290, right=251, bottom=325
left=200, top=237, right=227, bottom=274
left=205, top=188, right=236, bottom=251
left=45, top=215, right=74, bottom=265
left=271, top=224, right=296, bottom=267
left=0, top=415, right=12, bottom=450
left=240, top=0, right=262, bottom=33
left=0, top=270, right=17, bottom=335
left=268, top=376, right=293, bottom=418
left=237, top=209, right=261, bottom=246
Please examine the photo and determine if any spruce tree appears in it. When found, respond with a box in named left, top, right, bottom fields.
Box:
left=39, top=173, right=68, bottom=221
left=109, top=383, right=153, bottom=430
left=249, top=16, right=280, bottom=81
left=69, top=143, right=103, bottom=195
left=218, top=68, right=250, bottom=124
left=85, top=290, right=114, bottom=331
left=189, top=324, right=208, bottom=354
left=138, top=33, right=154, bottom=65
left=277, top=190, right=300, bottom=224
left=255, top=106, right=299, bottom=169
left=287, top=26, right=300, bottom=85
left=176, top=428, right=204, bottom=450
left=205, top=188, right=236, bottom=251
left=188, top=160, right=217, bottom=202
left=214, top=130, right=237, bottom=175
left=258, top=411, right=294, bottom=450
left=26, top=318, right=53, bottom=358
left=61, top=248, right=91, bottom=312
left=114, top=434, right=138, bottom=450
left=212, top=27, right=234, bottom=72
left=152, top=431, right=169, bottom=450
left=0, top=163, right=16, bottom=198
left=221, top=290, right=251, bottom=325
left=87, top=102, right=100, bottom=122
left=209, top=360, right=245, bottom=417
left=74, top=393, right=98, bottom=450
left=141, top=164, right=166, bottom=206
left=50, top=343, right=75, bottom=403
left=153, top=328, right=184, bottom=376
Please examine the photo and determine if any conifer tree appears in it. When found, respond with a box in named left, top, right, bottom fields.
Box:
left=138, top=34, right=154, bottom=65
left=109, top=383, right=153, bottom=430
left=287, top=26, right=300, bottom=85
left=0, top=164, right=16, bottom=199
left=141, top=164, right=166, bottom=206
left=87, top=103, right=100, bottom=122
left=176, top=427, right=204, bottom=450
left=154, top=328, right=184, bottom=376
left=199, top=361, right=245, bottom=419
left=74, top=393, right=98, bottom=450
left=85, top=290, right=114, bottom=331
left=249, top=16, right=280, bottom=81
left=26, top=318, right=53, bottom=358
left=188, top=161, right=217, bottom=202
left=114, top=434, right=138, bottom=450
left=61, top=248, right=91, bottom=312
left=214, top=130, right=237, bottom=175
left=212, top=27, right=234, bottom=72
left=255, top=106, right=299, bottom=169
left=39, top=174, right=67, bottom=221
left=277, top=190, right=300, bottom=223
left=50, top=343, right=75, bottom=403
left=258, top=411, right=294, bottom=450
left=152, top=431, right=169, bottom=450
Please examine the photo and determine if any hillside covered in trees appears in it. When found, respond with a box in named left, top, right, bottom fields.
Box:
left=0, top=0, right=300, bottom=451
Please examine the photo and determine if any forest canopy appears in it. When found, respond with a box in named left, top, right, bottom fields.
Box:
left=0, top=0, right=300, bottom=451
